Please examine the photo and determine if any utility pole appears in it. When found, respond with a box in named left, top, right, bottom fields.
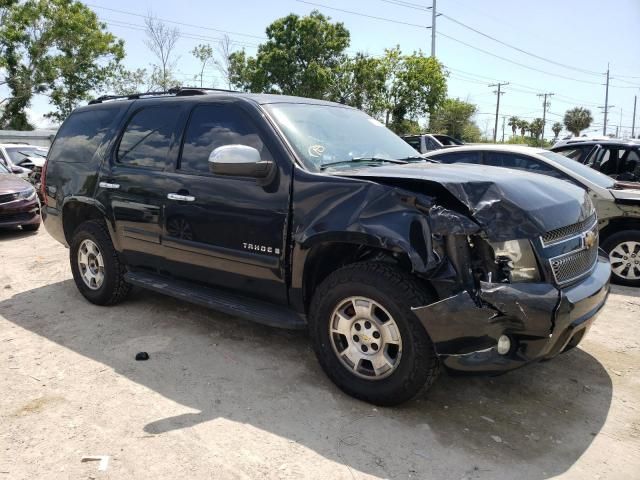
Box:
left=501, top=116, right=506, bottom=143
left=603, top=64, right=610, bottom=135
left=632, top=95, right=637, bottom=138
left=489, top=82, right=508, bottom=143
left=598, top=104, right=615, bottom=136
left=431, top=0, right=436, bottom=57
left=537, top=92, right=554, bottom=142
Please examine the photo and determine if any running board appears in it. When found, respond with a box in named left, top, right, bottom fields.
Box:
left=124, top=271, right=306, bottom=330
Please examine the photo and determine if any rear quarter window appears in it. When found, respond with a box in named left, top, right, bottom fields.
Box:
left=48, top=108, right=121, bottom=164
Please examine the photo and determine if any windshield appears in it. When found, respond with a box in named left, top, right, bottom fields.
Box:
left=539, top=151, right=615, bottom=189
left=264, top=103, right=422, bottom=172
left=5, top=147, right=47, bottom=163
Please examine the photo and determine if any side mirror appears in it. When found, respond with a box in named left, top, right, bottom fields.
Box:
left=208, top=145, right=274, bottom=178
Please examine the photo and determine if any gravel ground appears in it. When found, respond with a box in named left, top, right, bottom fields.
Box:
left=1, top=227, right=639, bottom=480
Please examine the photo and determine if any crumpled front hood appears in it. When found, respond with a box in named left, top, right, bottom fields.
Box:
left=343, top=162, right=594, bottom=241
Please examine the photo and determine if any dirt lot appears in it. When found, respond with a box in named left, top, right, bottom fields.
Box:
left=1, top=227, right=639, bottom=480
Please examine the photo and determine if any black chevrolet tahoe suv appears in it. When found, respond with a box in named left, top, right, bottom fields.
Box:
left=42, top=88, right=611, bottom=405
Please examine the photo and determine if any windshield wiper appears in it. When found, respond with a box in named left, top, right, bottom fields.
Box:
left=320, top=157, right=408, bottom=170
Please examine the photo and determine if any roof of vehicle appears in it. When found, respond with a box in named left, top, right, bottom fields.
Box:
left=78, top=88, right=350, bottom=112
left=551, top=140, right=640, bottom=148
left=425, top=144, right=548, bottom=155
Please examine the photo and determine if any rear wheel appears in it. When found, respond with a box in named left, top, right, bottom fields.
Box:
left=309, top=262, right=439, bottom=406
left=601, top=230, right=640, bottom=287
left=70, top=220, right=131, bottom=305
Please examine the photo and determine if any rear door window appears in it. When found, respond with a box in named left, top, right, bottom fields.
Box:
left=179, top=104, right=273, bottom=175
left=432, top=151, right=482, bottom=164
left=117, top=106, right=182, bottom=169
left=48, top=108, right=119, bottom=164
left=403, top=136, right=422, bottom=152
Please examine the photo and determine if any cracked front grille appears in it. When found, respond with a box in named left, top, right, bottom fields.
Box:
left=541, top=213, right=597, bottom=246
left=547, top=220, right=599, bottom=285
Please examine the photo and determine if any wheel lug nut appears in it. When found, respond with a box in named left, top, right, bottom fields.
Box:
left=353, top=335, right=359, bottom=342
left=361, top=345, right=368, bottom=353
left=364, top=321, right=371, bottom=329
left=372, top=331, right=380, bottom=339
left=371, top=343, right=378, bottom=351
left=354, top=324, right=361, bottom=331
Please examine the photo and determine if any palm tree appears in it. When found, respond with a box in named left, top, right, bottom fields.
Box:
left=507, top=116, right=519, bottom=138
left=552, top=122, right=562, bottom=141
left=529, top=118, right=545, bottom=143
left=518, top=119, right=529, bottom=137
left=563, top=107, right=593, bottom=137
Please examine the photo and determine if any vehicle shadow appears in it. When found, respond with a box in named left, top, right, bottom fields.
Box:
left=0, top=227, right=39, bottom=241
left=611, top=284, right=640, bottom=298
left=1, top=280, right=613, bottom=479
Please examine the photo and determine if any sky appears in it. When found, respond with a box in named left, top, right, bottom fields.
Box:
left=21, top=0, right=640, bottom=140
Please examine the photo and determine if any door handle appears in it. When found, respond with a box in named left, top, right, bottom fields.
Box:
left=167, top=193, right=196, bottom=202
left=99, top=181, right=120, bottom=190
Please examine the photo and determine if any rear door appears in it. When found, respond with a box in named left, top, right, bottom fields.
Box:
left=101, top=101, right=188, bottom=270
left=160, top=100, right=291, bottom=304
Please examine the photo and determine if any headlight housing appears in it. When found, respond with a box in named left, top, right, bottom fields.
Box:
left=18, top=187, right=36, bottom=201
left=489, top=239, right=540, bottom=282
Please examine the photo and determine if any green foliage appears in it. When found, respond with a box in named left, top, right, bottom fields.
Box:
left=381, top=46, right=447, bottom=133
left=191, top=43, right=214, bottom=88
left=429, top=97, right=477, bottom=140
left=517, top=119, right=529, bottom=137
left=552, top=121, right=563, bottom=140
left=529, top=117, right=545, bottom=140
left=563, top=107, right=593, bottom=136
left=105, top=66, right=149, bottom=95
left=329, top=53, right=386, bottom=117
left=228, top=10, right=350, bottom=98
left=507, top=116, right=519, bottom=137
left=0, top=0, right=123, bottom=127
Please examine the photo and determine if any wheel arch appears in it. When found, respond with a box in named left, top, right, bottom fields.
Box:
left=62, top=197, right=112, bottom=246
left=599, top=217, right=640, bottom=242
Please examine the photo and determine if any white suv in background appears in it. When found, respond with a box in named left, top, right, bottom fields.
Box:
left=0, top=143, right=48, bottom=177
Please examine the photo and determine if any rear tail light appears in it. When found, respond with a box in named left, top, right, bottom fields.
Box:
left=40, top=158, right=48, bottom=204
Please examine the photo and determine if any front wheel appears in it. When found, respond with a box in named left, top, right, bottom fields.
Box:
left=601, top=230, right=640, bottom=287
left=309, top=262, right=439, bottom=406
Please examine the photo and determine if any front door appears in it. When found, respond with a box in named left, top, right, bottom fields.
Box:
left=161, top=101, right=291, bottom=304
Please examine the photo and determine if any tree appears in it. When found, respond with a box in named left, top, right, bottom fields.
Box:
left=563, top=107, right=593, bottom=137
left=191, top=44, right=214, bottom=88
left=106, top=66, right=150, bottom=95
left=518, top=119, right=529, bottom=137
left=144, top=13, right=180, bottom=91
left=529, top=117, right=545, bottom=141
left=228, top=10, right=350, bottom=98
left=329, top=53, right=386, bottom=117
left=552, top=121, right=562, bottom=140
left=430, top=98, right=478, bottom=140
left=508, top=116, right=519, bottom=138
left=213, top=34, right=235, bottom=89
left=0, top=0, right=124, bottom=128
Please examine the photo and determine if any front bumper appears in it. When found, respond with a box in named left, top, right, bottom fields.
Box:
left=413, top=254, right=610, bottom=373
left=0, top=198, right=40, bottom=228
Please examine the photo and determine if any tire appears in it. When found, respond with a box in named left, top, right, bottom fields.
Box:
left=601, top=230, right=640, bottom=287
left=309, top=262, right=439, bottom=406
left=69, top=220, right=131, bottom=305
left=21, top=222, right=40, bottom=231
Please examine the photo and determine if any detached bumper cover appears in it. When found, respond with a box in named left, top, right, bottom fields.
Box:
left=413, top=254, right=610, bottom=373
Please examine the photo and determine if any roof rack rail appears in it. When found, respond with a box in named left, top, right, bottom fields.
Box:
left=88, top=87, right=240, bottom=104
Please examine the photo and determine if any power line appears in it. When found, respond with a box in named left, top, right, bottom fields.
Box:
left=88, top=4, right=267, bottom=40
left=296, top=0, right=430, bottom=29
left=438, top=12, right=604, bottom=77
left=378, top=0, right=430, bottom=11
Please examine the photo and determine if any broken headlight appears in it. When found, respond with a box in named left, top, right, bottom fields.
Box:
left=489, top=239, right=540, bottom=282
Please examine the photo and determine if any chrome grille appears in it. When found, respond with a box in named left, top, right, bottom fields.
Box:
left=547, top=221, right=599, bottom=285
left=541, top=213, right=597, bottom=246
left=0, top=192, right=19, bottom=204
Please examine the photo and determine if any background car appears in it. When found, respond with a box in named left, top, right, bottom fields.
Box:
left=552, top=135, right=611, bottom=148
left=0, top=161, right=41, bottom=232
left=402, top=133, right=463, bottom=153
left=425, top=145, right=640, bottom=286
left=551, top=140, right=640, bottom=183
left=0, top=143, right=49, bottom=178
